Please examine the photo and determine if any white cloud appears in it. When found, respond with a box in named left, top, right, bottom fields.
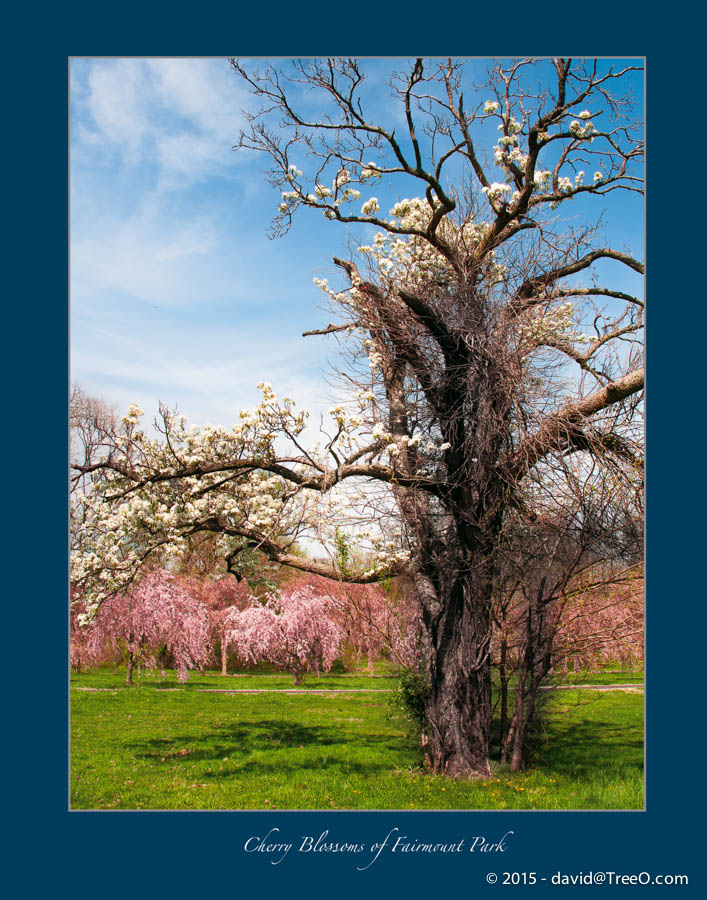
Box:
left=71, top=317, right=333, bottom=431
left=70, top=57, right=349, bottom=432
left=146, top=58, right=243, bottom=145
left=71, top=207, right=221, bottom=307
left=72, top=57, right=247, bottom=187
left=155, top=132, right=224, bottom=181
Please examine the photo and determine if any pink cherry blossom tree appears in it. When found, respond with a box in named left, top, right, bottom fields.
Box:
left=198, top=575, right=255, bottom=675
left=274, top=572, right=420, bottom=673
left=83, top=570, right=210, bottom=684
left=229, top=585, right=343, bottom=684
left=552, top=574, right=644, bottom=673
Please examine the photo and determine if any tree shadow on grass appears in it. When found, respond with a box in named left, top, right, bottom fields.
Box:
left=531, top=719, right=643, bottom=778
left=127, top=718, right=404, bottom=775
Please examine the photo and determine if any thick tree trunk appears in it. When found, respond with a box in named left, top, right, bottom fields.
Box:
left=386, top=351, right=507, bottom=780
left=419, top=571, right=494, bottom=779
left=426, top=661, right=492, bottom=779
left=126, top=650, right=134, bottom=685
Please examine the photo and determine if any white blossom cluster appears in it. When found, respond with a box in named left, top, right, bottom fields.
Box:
left=328, top=402, right=364, bottom=431
left=386, top=434, right=450, bottom=462
left=354, top=197, right=498, bottom=294
left=360, top=162, right=382, bottom=181
left=482, top=182, right=514, bottom=212
left=519, top=301, right=590, bottom=349
left=279, top=161, right=381, bottom=219
left=492, top=117, right=529, bottom=182
left=487, top=105, right=605, bottom=213
left=371, top=421, right=394, bottom=442
left=357, top=545, right=411, bottom=580
left=72, top=378, right=424, bottom=611
left=568, top=118, right=596, bottom=140
left=72, top=388, right=315, bottom=610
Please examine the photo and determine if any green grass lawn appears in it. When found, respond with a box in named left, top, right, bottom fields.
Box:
left=70, top=669, right=644, bottom=811
left=550, top=669, right=644, bottom=685
left=72, top=669, right=399, bottom=691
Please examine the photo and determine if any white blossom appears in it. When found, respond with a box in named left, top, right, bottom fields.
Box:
left=360, top=162, right=382, bottom=180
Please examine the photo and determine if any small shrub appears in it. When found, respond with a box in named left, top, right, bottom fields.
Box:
left=388, top=667, right=430, bottom=751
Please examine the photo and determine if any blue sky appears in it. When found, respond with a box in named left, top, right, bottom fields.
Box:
left=70, top=57, right=644, bottom=432
left=71, top=57, right=349, bottom=429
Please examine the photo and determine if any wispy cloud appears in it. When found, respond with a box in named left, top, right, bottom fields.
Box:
left=70, top=58, right=366, bottom=430
left=72, top=58, right=247, bottom=189
left=72, top=203, right=222, bottom=308
left=71, top=316, right=333, bottom=428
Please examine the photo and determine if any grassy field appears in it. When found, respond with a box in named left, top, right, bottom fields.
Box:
left=70, top=668, right=644, bottom=810
left=550, top=670, right=644, bottom=685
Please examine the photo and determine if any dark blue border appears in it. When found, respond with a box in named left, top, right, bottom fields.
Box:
left=11, top=3, right=702, bottom=895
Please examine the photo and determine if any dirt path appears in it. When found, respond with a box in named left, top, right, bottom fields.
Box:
left=539, top=683, right=644, bottom=692
left=196, top=688, right=392, bottom=694
left=75, top=683, right=644, bottom=694
left=194, top=683, right=644, bottom=695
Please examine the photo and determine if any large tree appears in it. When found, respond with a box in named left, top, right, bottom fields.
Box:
left=492, top=453, right=643, bottom=769
left=82, top=569, right=210, bottom=684
left=71, top=58, right=643, bottom=778
left=229, top=585, right=344, bottom=685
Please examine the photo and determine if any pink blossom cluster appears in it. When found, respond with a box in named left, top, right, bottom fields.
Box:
left=270, top=573, right=422, bottom=671
left=553, top=579, right=644, bottom=673
left=195, top=575, right=255, bottom=673
left=84, top=570, right=210, bottom=682
left=491, top=574, right=644, bottom=677
left=228, top=586, right=344, bottom=684
left=72, top=568, right=423, bottom=681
